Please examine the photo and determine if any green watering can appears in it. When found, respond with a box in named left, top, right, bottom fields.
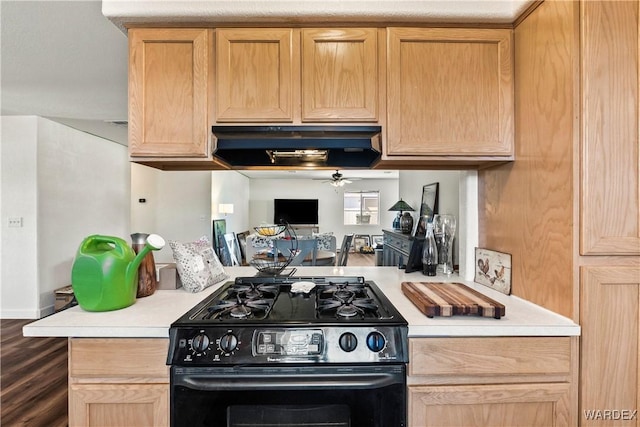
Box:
left=71, top=234, right=165, bottom=312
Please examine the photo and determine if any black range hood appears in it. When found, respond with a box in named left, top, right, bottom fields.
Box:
left=212, top=125, right=382, bottom=168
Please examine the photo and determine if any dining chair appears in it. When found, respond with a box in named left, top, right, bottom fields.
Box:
left=274, top=238, right=318, bottom=266
left=336, top=234, right=354, bottom=266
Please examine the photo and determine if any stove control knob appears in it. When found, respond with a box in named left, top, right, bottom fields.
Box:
left=339, top=332, right=358, bottom=352
left=219, top=333, right=238, bottom=354
left=191, top=333, right=210, bottom=353
left=366, top=332, right=386, bottom=353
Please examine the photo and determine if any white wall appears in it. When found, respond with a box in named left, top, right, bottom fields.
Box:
left=211, top=171, right=251, bottom=234
left=398, top=170, right=460, bottom=220
left=248, top=177, right=399, bottom=243
left=1, top=116, right=39, bottom=318
left=131, top=165, right=213, bottom=264
left=130, top=162, right=159, bottom=233
left=1, top=116, right=130, bottom=318
left=397, top=170, right=479, bottom=278
left=398, top=170, right=463, bottom=269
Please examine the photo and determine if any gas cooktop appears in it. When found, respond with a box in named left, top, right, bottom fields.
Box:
left=173, top=276, right=406, bottom=326
left=167, top=276, right=408, bottom=366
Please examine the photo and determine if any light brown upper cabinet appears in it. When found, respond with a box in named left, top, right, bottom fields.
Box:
left=301, top=28, right=379, bottom=121
left=386, top=28, right=514, bottom=157
left=129, top=28, right=211, bottom=158
left=215, top=28, right=380, bottom=123
left=216, top=28, right=295, bottom=122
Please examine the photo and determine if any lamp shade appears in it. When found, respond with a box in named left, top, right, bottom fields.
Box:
left=219, top=204, right=234, bottom=215
left=388, top=199, right=414, bottom=212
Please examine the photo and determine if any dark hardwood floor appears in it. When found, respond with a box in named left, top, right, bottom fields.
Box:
left=1, top=319, right=68, bottom=427
left=345, top=252, right=376, bottom=266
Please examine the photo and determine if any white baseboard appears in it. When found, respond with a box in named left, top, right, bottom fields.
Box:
left=1, top=304, right=55, bottom=319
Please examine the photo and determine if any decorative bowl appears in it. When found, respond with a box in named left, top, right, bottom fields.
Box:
left=249, top=258, right=290, bottom=276
left=254, top=225, right=286, bottom=237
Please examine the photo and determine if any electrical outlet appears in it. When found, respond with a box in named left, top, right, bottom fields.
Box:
left=8, top=217, right=23, bottom=227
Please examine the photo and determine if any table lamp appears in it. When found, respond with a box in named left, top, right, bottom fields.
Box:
left=388, top=199, right=415, bottom=233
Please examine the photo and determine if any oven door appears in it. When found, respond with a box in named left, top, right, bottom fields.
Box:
left=171, top=364, right=406, bottom=427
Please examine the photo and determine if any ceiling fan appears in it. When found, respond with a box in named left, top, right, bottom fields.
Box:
left=316, top=170, right=361, bottom=187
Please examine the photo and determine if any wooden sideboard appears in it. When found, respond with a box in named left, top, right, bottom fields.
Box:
left=382, top=229, right=423, bottom=271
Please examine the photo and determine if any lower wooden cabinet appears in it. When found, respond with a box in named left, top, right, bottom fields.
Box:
left=66, top=335, right=579, bottom=426
left=410, top=382, right=571, bottom=427
left=408, top=337, right=577, bottom=427
left=69, top=384, right=168, bottom=427
left=580, top=266, right=640, bottom=427
left=68, top=338, right=169, bottom=427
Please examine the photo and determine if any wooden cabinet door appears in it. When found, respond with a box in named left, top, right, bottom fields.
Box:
left=301, top=28, right=378, bottom=121
left=129, top=29, right=210, bottom=157
left=69, top=384, right=168, bottom=427
left=580, top=266, right=640, bottom=427
left=386, top=28, right=514, bottom=156
left=409, top=383, right=571, bottom=427
left=216, top=28, right=294, bottom=122
left=69, top=338, right=170, bottom=427
left=581, top=0, right=640, bottom=255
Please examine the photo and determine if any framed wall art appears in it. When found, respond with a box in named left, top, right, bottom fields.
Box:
left=415, top=182, right=439, bottom=236
left=212, top=219, right=228, bottom=262
left=353, top=234, right=371, bottom=252
left=474, top=247, right=512, bottom=295
left=235, top=230, right=250, bottom=265
left=371, top=235, right=384, bottom=248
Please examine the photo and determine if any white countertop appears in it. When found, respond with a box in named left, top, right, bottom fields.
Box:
left=23, top=266, right=580, bottom=338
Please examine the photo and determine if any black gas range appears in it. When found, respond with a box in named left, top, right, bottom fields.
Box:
left=167, top=275, right=408, bottom=427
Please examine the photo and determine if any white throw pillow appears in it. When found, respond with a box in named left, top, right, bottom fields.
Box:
left=313, top=232, right=334, bottom=251
left=169, top=236, right=229, bottom=293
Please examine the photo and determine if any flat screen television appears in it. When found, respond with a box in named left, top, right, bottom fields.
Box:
left=274, top=199, right=319, bottom=225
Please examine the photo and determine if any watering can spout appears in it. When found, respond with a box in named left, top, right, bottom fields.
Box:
left=126, top=234, right=166, bottom=287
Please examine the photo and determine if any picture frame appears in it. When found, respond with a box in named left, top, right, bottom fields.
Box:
left=212, top=219, right=227, bottom=262
left=474, top=247, right=512, bottom=295
left=415, top=182, right=439, bottom=237
left=353, top=234, right=371, bottom=253
left=371, top=235, right=384, bottom=249
left=414, top=216, right=428, bottom=237
left=404, top=239, right=425, bottom=273
left=235, top=231, right=250, bottom=265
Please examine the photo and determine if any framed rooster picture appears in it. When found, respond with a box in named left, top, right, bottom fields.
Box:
left=474, top=248, right=512, bottom=295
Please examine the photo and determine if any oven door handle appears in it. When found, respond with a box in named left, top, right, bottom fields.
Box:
left=174, top=371, right=403, bottom=391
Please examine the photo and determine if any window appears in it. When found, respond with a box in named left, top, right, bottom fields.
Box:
left=344, top=191, right=379, bottom=225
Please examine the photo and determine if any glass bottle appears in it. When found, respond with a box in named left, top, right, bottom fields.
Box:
left=422, top=222, right=438, bottom=276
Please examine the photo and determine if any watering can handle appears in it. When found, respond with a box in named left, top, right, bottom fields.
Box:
left=81, top=235, right=125, bottom=255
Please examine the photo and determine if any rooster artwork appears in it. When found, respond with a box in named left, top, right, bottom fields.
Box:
left=474, top=248, right=512, bottom=295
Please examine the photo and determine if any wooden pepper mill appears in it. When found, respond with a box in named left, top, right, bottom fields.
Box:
left=130, top=233, right=158, bottom=297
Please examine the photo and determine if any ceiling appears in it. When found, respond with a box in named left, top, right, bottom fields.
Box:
left=1, top=1, right=130, bottom=145
left=1, top=0, right=533, bottom=158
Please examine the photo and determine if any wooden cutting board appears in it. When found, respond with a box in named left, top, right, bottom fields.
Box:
left=401, top=282, right=506, bottom=319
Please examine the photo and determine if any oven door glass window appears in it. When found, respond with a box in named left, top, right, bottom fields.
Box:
left=229, top=404, right=350, bottom=427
